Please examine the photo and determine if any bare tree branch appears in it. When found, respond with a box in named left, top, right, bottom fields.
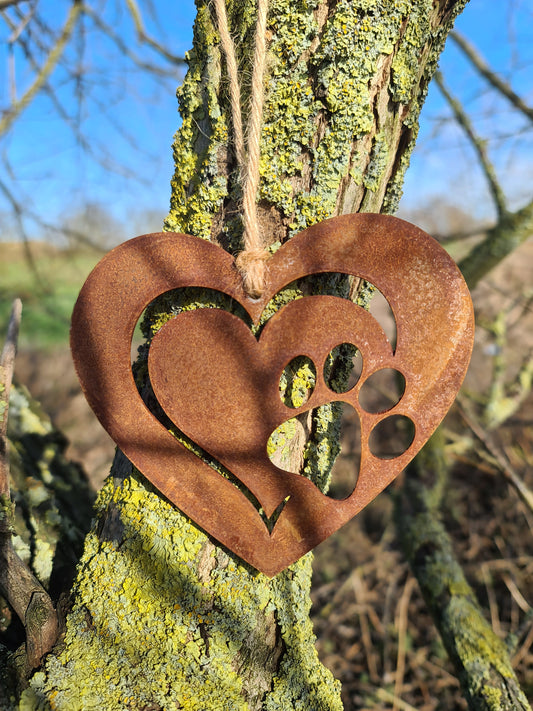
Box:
left=83, top=5, right=182, bottom=78
left=459, top=198, right=533, bottom=289
left=2, top=10, right=92, bottom=148
left=124, top=0, right=185, bottom=66
left=0, top=540, right=59, bottom=670
left=396, top=431, right=532, bottom=711
left=0, top=0, right=27, bottom=10
left=6, top=0, right=35, bottom=42
left=0, top=172, right=108, bottom=253
left=0, top=0, right=185, bottom=257
left=0, top=1, right=82, bottom=138
left=456, top=398, right=533, bottom=515
left=451, top=31, right=533, bottom=124
left=435, top=71, right=507, bottom=219
left=0, top=176, right=51, bottom=291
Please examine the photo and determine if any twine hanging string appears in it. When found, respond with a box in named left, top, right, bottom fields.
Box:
left=214, top=0, right=270, bottom=299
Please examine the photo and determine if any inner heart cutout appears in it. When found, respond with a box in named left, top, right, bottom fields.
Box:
left=71, top=214, right=474, bottom=576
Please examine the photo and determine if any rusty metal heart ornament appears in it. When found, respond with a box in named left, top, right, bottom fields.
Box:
left=71, top=214, right=474, bottom=576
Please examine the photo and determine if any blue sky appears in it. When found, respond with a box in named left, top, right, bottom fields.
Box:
left=403, top=0, right=532, bottom=223
left=1, top=0, right=531, bottom=240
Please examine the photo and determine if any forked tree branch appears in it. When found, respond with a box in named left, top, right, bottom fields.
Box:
left=459, top=198, right=533, bottom=289
left=435, top=71, right=507, bottom=218
left=124, top=0, right=185, bottom=66
left=83, top=5, right=183, bottom=77
left=450, top=31, right=533, bottom=124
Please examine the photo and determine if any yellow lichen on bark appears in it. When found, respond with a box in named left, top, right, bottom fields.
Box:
left=21, top=471, right=341, bottom=710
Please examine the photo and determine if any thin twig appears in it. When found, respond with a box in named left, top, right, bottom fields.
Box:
left=375, top=687, right=419, bottom=711
left=0, top=299, right=22, bottom=499
left=393, top=576, right=417, bottom=711
left=432, top=224, right=489, bottom=244
left=0, top=0, right=27, bottom=9
left=435, top=71, right=507, bottom=219
left=512, top=615, right=533, bottom=666
left=450, top=31, right=533, bottom=123
left=0, top=176, right=51, bottom=292
left=124, top=0, right=185, bottom=65
left=2, top=10, right=94, bottom=154
left=351, top=571, right=380, bottom=683
left=456, top=398, right=533, bottom=515
left=0, top=170, right=106, bottom=254
left=6, top=0, right=35, bottom=42
left=481, top=562, right=503, bottom=636
left=501, top=573, right=530, bottom=614
left=83, top=5, right=181, bottom=78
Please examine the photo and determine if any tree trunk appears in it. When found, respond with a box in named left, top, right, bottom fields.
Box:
left=8, top=1, right=470, bottom=708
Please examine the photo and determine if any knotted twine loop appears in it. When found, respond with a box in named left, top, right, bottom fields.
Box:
left=213, top=0, right=270, bottom=299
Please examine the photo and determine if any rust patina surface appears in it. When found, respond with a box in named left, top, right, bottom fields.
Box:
left=70, top=214, right=474, bottom=576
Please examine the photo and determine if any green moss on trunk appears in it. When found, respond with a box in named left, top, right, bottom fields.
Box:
left=0, top=385, right=94, bottom=709
left=396, top=431, right=531, bottom=711
left=20, top=466, right=342, bottom=710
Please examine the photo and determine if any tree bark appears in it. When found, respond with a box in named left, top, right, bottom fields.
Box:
left=7, top=1, right=470, bottom=708
left=0, top=384, right=94, bottom=707
left=396, top=430, right=532, bottom=711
